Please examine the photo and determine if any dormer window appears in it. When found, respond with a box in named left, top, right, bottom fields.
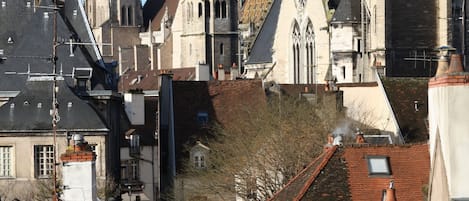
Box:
left=190, top=141, right=210, bottom=169
left=367, top=156, right=391, bottom=176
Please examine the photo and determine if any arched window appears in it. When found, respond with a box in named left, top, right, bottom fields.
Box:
left=190, top=2, right=194, bottom=20
left=186, top=3, right=190, bottom=22
left=220, top=43, right=224, bottom=55
left=198, top=2, right=203, bottom=18
left=205, top=0, right=211, bottom=18
left=121, top=6, right=127, bottom=25
left=215, top=0, right=221, bottom=18
left=292, top=22, right=301, bottom=84
left=221, top=1, right=227, bottom=18
left=127, top=6, right=133, bottom=25
left=305, top=21, right=315, bottom=84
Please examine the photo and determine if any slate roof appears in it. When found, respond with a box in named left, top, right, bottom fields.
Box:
left=0, top=0, right=109, bottom=92
left=270, top=143, right=430, bottom=201
left=331, top=0, right=360, bottom=24
left=381, top=77, right=429, bottom=143
left=245, top=0, right=280, bottom=65
left=172, top=79, right=266, bottom=171
left=0, top=79, right=108, bottom=132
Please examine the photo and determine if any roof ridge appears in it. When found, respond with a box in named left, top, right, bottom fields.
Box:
left=294, top=146, right=338, bottom=200
left=268, top=146, right=337, bottom=200
left=343, top=142, right=428, bottom=148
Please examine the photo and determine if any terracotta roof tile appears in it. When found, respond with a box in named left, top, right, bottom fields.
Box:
left=240, top=0, right=273, bottom=25
left=271, top=144, right=430, bottom=201
left=118, top=68, right=196, bottom=92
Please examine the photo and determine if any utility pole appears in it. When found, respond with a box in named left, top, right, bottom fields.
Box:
left=51, top=2, right=60, bottom=200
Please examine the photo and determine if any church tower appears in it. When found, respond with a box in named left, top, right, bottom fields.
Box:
left=174, top=0, right=238, bottom=73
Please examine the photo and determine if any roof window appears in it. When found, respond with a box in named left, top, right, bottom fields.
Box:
left=367, top=156, right=391, bottom=176
left=1, top=1, right=6, bottom=8
left=26, top=1, right=31, bottom=8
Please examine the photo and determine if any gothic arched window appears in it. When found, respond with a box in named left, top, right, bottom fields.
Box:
left=292, top=22, right=301, bottom=84
left=205, top=0, right=211, bottom=18
left=127, top=6, right=133, bottom=25
left=305, top=21, right=315, bottom=84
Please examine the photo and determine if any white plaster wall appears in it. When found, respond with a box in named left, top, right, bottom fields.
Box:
left=172, top=1, right=184, bottom=68
left=366, top=0, right=385, bottom=51
left=268, top=0, right=330, bottom=84
left=331, top=25, right=355, bottom=52
left=62, top=161, right=97, bottom=201
left=429, top=85, right=469, bottom=199
left=340, top=85, right=399, bottom=136
left=120, top=146, right=158, bottom=201
left=124, top=93, right=145, bottom=125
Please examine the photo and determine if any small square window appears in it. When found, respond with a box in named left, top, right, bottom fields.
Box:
left=367, top=156, right=391, bottom=176
left=197, top=112, right=209, bottom=126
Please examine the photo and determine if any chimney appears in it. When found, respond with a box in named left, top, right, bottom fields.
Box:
left=217, top=64, right=225, bottom=80
left=324, top=134, right=335, bottom=151
left=355, top=133, right=366, bottom=144
left=384, top=181, right=396, bottom=201
left=435, top=54, right=449, bottom=77
left=230, top=63, right=239, bottom=80
left=447, top=54, right=464, bottom=74
left=61, top=134, right=98, bottom=201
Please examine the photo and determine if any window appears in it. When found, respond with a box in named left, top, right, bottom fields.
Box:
left=215, top=0, right=220, bottom=18
left=367, top=156, right=391, bottom=176
left=205, top=0, right=210, bottom=18
left=197, top=112, right=209, bottom=126
left=292, top=21, right=301, bottom=84
left=342, top=66, right=346, bottom=79
left=193, top=154, right=206, bottom=168
left=221, top=1, right=227, bottom=18
left=198, top=3, right=203, bottom=17
left=127, top=6, right=133, bottom=26
left=121, top=159, right=139, bottom=181
left=34, top=145, right=54, bottom=178
left=0, top=146, right=12, bottom=177
left=121, top=6, right=127, bottom=25
left=305, top=21, right=315, bottom=84
left=130, top=134, right=140, bottom=155
left=220, top=43, right=224, bottom=55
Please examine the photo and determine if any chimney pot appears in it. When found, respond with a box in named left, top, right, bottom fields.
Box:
left=385, top=181, right=396, bottom=201
left=355, top=133, right=366, bottom=144
left=448, top=54, right=464, bottom=74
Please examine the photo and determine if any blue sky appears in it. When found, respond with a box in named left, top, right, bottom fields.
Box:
left=141, top=0, right=147, bottom=5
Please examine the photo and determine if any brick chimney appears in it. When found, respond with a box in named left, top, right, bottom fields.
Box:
left=60, top=134, right=97, bottom=201
left=355, top=133, right=366, bottom=144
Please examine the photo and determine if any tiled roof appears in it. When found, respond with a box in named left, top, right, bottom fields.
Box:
left=331, top=0, right=360, bottom=23
left=245, top=0, right=280, bottom=64
left=381, top=77, right=429, bottom=143
left=271, top=143, right=430, bottom=201
left=240, top=0, right=273, bottom=25
left=118, top=68, right=195, bottom=92
left=0, top=0, right=109, bottom=91
left=0, top=80, right=108, bottom=132
left=172, top=79, right=266, bottom=170
left=269, top=146, right=340, bottom=201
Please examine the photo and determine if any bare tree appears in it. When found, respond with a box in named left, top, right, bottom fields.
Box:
left=181, top=93, right=342, bottom=200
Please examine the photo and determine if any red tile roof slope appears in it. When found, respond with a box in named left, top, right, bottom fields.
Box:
left=271, top=144, right=430, bottom=201
left=118, top=68, right=196, bottom=92
left=269, top=146, right=337, bottom=201
left=344, top=144, right=430, bottom=201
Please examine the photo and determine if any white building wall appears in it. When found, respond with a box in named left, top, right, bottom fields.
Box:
left=429, top=84, right=469, bottom=199
left=265, top=0, right=330, bottom=84
left=340, top=84, right=399, bottom=137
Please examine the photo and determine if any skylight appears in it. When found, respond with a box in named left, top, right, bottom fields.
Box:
left=367, top=156, right=391, bottom=176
